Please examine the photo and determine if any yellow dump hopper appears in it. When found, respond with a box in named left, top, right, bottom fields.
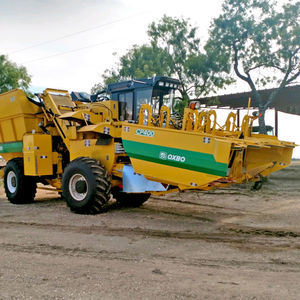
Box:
left=0, top=89, right=42, bottom=158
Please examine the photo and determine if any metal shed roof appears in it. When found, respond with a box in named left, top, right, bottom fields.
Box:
left=195, top=84, right=300, bottom=115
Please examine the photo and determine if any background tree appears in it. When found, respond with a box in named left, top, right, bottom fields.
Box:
left=0, top=55, right=31, bottom=93
left=148, top=15, right=231, bottom=101
left=207, top=0, right=300, bottom=133
left=91, top=45, right=170, bottom=94
left=92, top=15, right=231, bottom=111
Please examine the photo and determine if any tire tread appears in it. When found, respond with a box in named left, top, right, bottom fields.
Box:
left=62, top=157, right=111, bottom=214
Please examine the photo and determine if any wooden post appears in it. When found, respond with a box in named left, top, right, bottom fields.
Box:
left=275, top=109, right=278, bottom=137
left=237, top=109, right=240, bottom=129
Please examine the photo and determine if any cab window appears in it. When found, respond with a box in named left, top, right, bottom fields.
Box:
left=135, top=89, right=152, bottom=119
left=119, top=92, right=133, bottom=121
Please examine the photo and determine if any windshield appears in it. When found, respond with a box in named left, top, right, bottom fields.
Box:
left=119, top=86, right=178, bottom=121
left=152, top=88, right=175, bottom=114
left=135, top=89, right=152, bottom=119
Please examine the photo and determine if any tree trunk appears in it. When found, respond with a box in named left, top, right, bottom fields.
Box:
left=258, top=105, right=267, bottom=134
left=250, top=91, right=267, bottom=134
left=180, top=89, right=190, bottom=102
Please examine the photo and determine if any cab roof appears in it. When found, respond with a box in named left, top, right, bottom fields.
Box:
left=107, top=76, right=181, bottom=93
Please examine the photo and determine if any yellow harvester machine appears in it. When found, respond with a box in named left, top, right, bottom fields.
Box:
left=0, top=76, right=295, bottom=213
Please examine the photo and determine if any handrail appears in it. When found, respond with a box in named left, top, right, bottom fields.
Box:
left=196, top=111, right=208, bottom=132
left=205, top=110, right=217, bottom=134
left=225, top=112, right=236, bottom=132
left=138, top=104, right=153, bottom=126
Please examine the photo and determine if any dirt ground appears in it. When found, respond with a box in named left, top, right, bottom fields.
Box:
left=0, top=164, right=300, bottom=299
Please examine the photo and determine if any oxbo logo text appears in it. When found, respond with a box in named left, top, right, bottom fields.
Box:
left=136, top=129, right=155, bottom=137
left=159, top=151, right=186, bottom=163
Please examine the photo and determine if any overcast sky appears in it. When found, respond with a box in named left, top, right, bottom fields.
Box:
left=1, top=0, right=225, bottom=92
left=1, top=0, right=300, bottom=156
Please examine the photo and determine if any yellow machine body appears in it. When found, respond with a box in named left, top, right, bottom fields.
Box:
left=0, top=88, right=296, bottom=198
left=121, top=123, right=232, bottom=189
left=0, top=89, right=42, bottom=144
left=23, top=134, right=53, bottom=176
left=0, top=89, right=42, bottom=162
left=121, top=105, right=295, bottom=191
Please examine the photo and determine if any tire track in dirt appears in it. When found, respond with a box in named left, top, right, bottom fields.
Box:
left=150, top=196, right=255, bottom=213
left=1, top=220, right=300, bottom=250
left=1, top=242, right=300, bottom=274
left=222, top=224, right=300, bottom=238
left=0, top=219, right=236, bottom=240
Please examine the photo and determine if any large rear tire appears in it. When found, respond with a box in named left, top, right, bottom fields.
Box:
left=113, top=192, right=150, bottom=207
left=4, top=158, right=37, bottom=204
left=62, top=157, right=111, bottom=214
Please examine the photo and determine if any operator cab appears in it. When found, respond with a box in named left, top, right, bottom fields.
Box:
left=106, top=76, right=181, bottom=121
left=70, top=91, right=91, bottom=102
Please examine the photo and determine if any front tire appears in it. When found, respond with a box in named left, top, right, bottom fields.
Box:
left=4, top=158, right=37, bottom=204
left=62, top=157, right=111, bottom=214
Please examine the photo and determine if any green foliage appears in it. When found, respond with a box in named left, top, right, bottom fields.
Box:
left=185, top=52, right=234, bottom=97
left=93, top=15, right=232, bottom=112
left=91, top=81, right=105, bottom=95
left=98, top=44, right=172, bottom=89
left=148, top=15, right=232, bottom=99
left=0, top=55, right=31, bottom=93
left=147, top=15, right=199, bottom=93
left=174, top=95, right=189, bottom=115
left=119, top=45, right=172, bottom=79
